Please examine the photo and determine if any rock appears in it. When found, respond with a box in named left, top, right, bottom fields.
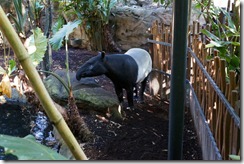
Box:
left=110, top=6, right=173, bottom=50
left=0, top=88, right=27, bottom=105
left=43, top=70, right=120, bottom=118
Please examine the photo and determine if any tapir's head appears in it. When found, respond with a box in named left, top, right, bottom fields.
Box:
left=76, top=51, right=107, bottom=81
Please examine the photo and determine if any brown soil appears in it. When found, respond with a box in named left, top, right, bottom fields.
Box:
left=51, top=48, right=202, bottom=160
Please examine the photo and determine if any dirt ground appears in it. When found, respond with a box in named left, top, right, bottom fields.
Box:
left=51, top=48, right=203, bottom=160
left=0, top=47, right=202, bottom=160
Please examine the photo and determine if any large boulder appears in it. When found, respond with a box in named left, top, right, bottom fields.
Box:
left=43, top=70, right=120, bottom=115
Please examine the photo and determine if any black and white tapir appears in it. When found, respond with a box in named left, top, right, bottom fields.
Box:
left=76, top=48, right=152, bottom=110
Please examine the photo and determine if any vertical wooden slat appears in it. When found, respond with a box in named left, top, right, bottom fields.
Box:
left=158, top=28, right=163, bottom=98
left=150, top=21, right=160, bottom=96
left=213, top=57, right=222, bottom=150
left=230, top=90, right=239, bottom=156
left=220, top=60, right=226, bottom=94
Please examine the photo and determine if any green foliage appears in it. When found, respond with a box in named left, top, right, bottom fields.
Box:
left=8, top=0, right=27, bottom=36
left=194, top=1, right=240, bottom=75
left=64, top=0, right=117, bottom=24
left=52, top=17, right=65, bottom=35
left=64, top=0, right=117, bottom=27
left=63, top=0, right=118, bottom=50
left=0, top=134, right=68, bottom=160
left=25, top=27, right=48, bottom=66
left=50, top=20, right=81, bottom=51
left=0, top=60, right=16, bottom=76
left=229, top=154, right=240, bottom=160
left=28, top=0, right=45, bottom=28
left=50, top=19, right=82, bottom=91
left=200, top=6, right=240, bottom=75
left=7, top=60, right=17, bottom=76
left=0, top=59, right=16, bottom=98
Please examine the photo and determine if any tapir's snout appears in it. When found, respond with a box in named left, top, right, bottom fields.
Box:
left=76, top=73, right=81, bottom=81
left=76, top=68, right=91, bottom=80
left=76, top=68, right=84, bottom=81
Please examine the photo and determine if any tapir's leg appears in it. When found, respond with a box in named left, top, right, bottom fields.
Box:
left=114, top=85, right=123, bottom=103
left=138, top=76, right=148, bottom=103
left=126, top=87, right=134, bottom=110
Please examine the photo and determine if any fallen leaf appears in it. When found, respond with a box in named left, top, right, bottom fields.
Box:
left=1, top=74, right=12, bottom=98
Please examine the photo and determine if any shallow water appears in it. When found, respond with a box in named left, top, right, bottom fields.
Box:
left=0, top=103, right=57, bottom=160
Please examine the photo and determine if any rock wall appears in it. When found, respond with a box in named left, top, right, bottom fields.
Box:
left=110, top=5, right=173, bottom=51
left=69, top=4, right=205, bottom=51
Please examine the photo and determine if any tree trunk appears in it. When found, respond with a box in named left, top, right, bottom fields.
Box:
left=67, top=93, right=93, bottom=142
left=88, top=21, right=121, bottom=52
left=102, top=24, right=121, bottom=52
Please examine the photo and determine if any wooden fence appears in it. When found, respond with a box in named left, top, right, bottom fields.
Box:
left=148, top=20, right=240, bottom=160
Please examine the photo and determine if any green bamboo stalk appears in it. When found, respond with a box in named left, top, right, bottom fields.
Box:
left=0, top=6, right=87, bottom=160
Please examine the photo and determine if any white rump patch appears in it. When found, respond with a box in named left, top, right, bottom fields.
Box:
left=125, top=48, right=152, bottom=83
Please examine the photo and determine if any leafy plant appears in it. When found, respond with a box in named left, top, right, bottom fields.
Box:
left=50, top=19, right=81, bottom=90
left=8, top=0, right=27, bottom=39
left=201, top=7, right=240, bottom=75
left=29, top=0, right=45, bottom=28
left=49, top=19, right=93, bottom=142
left=52, top=17, right=65, bottom=35
left=0, top=7, right=88, bottom=159
left=193, top=0, right=216, bottom=24
left=63, top=0, right=120, bottom=51
left=25, top=27, right=48, bottom=66
left=50, top=20, right=81, bottom=52
left=0, top=134, right=68, bottom=160
left=0, top=60, right=17, bottom=98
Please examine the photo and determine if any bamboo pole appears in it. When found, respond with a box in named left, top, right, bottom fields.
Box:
left=0, top=6, right=87, bottom=160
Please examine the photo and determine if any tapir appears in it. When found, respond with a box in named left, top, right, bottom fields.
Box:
left=76, top=48, right=152, bottom=110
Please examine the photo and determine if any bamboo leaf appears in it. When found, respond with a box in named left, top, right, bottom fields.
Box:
left=50, top=20, right=81, bottom=51
left=230, top=55, right=240, bottom=68
left=0, top=134, right=68, bottom=160
left=201, top=29, right=220, bottom=41
left=205, top=40, right=222, bottom=48
left=220, top=8, right=236, bottom=32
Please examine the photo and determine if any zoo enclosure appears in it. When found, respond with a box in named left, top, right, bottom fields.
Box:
left=148, top=19, right=240, bottom=160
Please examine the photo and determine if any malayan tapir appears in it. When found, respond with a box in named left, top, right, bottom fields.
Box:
left=76, top=48, right=152, bottom=110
